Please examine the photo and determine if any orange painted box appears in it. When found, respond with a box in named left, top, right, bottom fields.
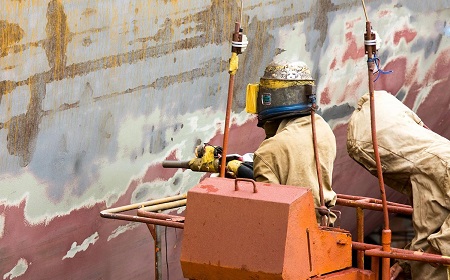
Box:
left=180, top=177, right=354, bottom=279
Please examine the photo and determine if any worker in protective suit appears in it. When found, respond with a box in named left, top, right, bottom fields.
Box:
left=188, top=60, right=337, bottom=225
left=244, top=60, right=337, bottom=224
left=347, top=90, right=450, bottom=280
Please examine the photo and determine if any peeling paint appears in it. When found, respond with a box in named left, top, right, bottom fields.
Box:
left=0, top=214, right=4, bottom=238
left=0, top=85, right=30, bottom=123
left=5, top=76, right=45, bottom=167
left=3, top=258, right=29, bottom=280
left=393, top=26, right=417, bottom=45
left=1, top=1, right=449, bottom=279
left=0, top=81, right=17, bottom=105
left=0, top=20, right=24, bottom=57
left=62, top=232, right=99, bottom=260
left=445, top=27, right=450, bottom=37
left=107, top=222, right=140, bottom=241
left=44, top=0, right=71, bottom=79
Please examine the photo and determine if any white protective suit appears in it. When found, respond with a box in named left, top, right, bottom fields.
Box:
left=253, top=114, right=338, bottom=224
left=347, top=90, right=450, bottom=279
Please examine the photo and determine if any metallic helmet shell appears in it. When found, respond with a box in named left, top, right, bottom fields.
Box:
left=257, top=61, right=316, bottom=126
left=262, top=61, right=314, bottom=81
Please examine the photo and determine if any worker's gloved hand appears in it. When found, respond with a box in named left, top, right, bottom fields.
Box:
left=188, top=145, right=220, bottom=172
left=390, top=260, right=411, bottom=280
left=226, top=160, right=242, bottom=178
left=390, top=262, right=403, bottom=280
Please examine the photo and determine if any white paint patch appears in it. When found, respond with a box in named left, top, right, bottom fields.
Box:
left=3, top=258, right=29, bottom=280
left=131, top=169, right=195, bottom=204
left=0, top=47, right=49, bottom=82
left=0, top=85, right=30, bottom=123
left=0, top=173, right=39, bottom=205
left=62, top=232, right=99, bottom=260
left=274, top=21, right=311, bottom=65
left=0, top=105, right=227, bottom=225
left=0, top=214, right=4, bottom=238
left=107, top=222, right=140, bottom=241
left=444, top=26, right=450, bottom=37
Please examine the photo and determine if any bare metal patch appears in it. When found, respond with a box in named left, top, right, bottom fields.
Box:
left=62, top=232, right=99, bottom=260
left=3, top=258, right=29, bottom=280
left=0, top=20, right=24, bottom=57
left=107, top=222, right=140, bottom=241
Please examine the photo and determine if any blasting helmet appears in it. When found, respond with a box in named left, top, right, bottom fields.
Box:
left=246, top=60, right=316, bottom=127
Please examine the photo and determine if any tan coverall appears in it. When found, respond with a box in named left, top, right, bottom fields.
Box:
left=347, top=90, right=450, bottom=279
left=253, top=114, right=338, bottom=224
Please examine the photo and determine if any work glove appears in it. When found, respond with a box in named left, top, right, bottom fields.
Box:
left=188, top=145, right=220, bottom=172
left=226, top=160, right=242, bottom=178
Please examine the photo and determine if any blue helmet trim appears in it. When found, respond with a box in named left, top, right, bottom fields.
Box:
left=257, top=103, right=313, bottom=126
left=259, top=103, right=311, bottom=117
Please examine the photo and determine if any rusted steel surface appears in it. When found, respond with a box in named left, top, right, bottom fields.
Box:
left=1, top=0, right=450, bottom=279
left=312, top=267, right=375, bottom=280
left=371, top=256, right=380, bottom=280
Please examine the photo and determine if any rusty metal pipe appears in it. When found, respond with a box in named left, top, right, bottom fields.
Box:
left=100, top=193, right=187, bottom=215
left=353, top=242, right=450, bottom=265
left=219, top=72, right=235, bottom=177
left=100, top=192, right=187, bottom=280
left=381, top=228, right=392, bottom=279
left=137, top=211, right=185, bottom=222
left=145, top=224, right=160, bottom=280
left=337, top=194, right=412, bottom=208
left=356, top=207, right=364, bottom=269
left=220, top=22, right=241, bottom=177
left=363, top=16, right=391, bottom=277
left=366, top=248, right=450, bottom=264
left=371, top=256, right=380, bottom=280
left=364, top=21, right=390, bottom=229
left=140, top=199, right=187, bottom=212
left=100, top=194, right=187, bottom=229
left=100, top=212, right=184, bottom=229
left=336, top=198, right=413, bottom=215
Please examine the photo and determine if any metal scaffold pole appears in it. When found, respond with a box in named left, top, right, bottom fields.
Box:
left=360, top=1, right=391, bottom=279
left=219, top=0, right=247, bottom=177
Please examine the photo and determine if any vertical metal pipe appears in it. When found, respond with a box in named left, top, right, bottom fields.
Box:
left=381, top=229, right=392, bottom=279
left=220, top=22, right=241, bottom=177
left=371, top=256, right=380, bottom=280
left=364, top=18, right=391, bottom=279
left=311, top=108, right=327, bottom=226
left=155, top=225, right=162, bottom=280
left=147, top=224, right=162, bottom=280
left=147, top=224, right=161, bottom=280
left=219, top=74, right=235, bottom=177
left=357, top=207, right=365, bottom=269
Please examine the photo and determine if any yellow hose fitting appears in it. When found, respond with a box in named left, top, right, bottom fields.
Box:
left=229, top=52, right=239, bottom=75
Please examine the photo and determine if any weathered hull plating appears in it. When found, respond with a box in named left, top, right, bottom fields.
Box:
left=1, top=0, right=449, bottom=279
